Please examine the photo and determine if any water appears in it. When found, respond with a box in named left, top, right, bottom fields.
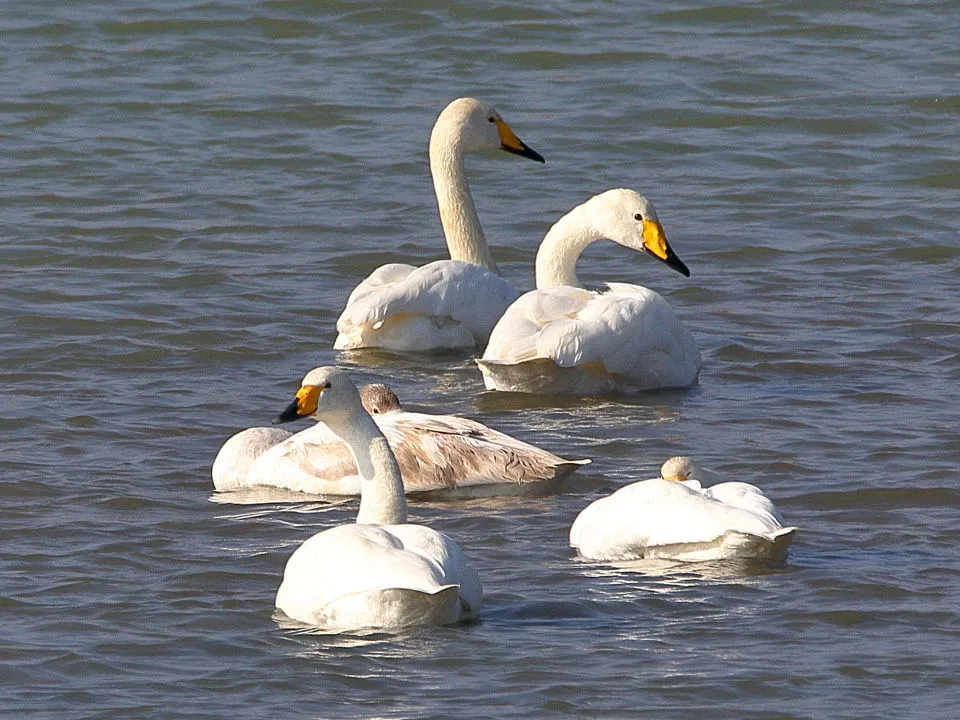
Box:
left=3, top=1, right=958, bottom=717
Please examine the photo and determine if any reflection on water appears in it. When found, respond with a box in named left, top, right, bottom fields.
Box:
left=210, top=487, right=356, bottom=512
left=574, top=554, right=796, bottom=590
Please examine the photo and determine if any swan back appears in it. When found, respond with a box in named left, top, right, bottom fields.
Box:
left=211, top=426, right=293, bottom=491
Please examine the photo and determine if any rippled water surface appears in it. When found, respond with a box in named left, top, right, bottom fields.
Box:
left=3, top=1, right=959, bottom=718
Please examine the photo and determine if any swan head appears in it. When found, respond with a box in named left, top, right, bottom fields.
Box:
left=432, top=97, right=544, bottom=163
left=588, top=189, right=690, bottom=277
left=660, top=456, right=704, bottom=482
left=359, top=383, right=402, bottom=415
left=274, top=366, right=365, bottom=425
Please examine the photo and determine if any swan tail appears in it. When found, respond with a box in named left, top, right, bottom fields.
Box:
left=477, top=357, right=618, bottom=395
left=336, top=313, right=476, bottom=351
left=301, top=585, right=469, bottom=630
left=553, top=458, right=592, bottom=479
left=720, top=527, right=797, bottom=563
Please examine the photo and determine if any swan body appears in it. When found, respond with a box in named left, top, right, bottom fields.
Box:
left=211, top=426, right=293, bottom=491
left=478, top=189, right=701, bottom=395
left=569, top=457, right=797, bottom=563
left=334, top=261, right=520, bottom=351
left=335, top=97, right=544, bottom=351
left=273, top=367, right=482, bottom=630
left=243, top=383, right=589, bottom=496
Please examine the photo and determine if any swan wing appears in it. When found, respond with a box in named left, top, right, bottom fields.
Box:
left=387, top=524, right=483, bottom=616
left=482, top=284, right=701, bottom=390
left=703, top=481, right=786, bottom=525
left=482, top=286, right=593, bottom=364
left=247, top=423, right=362, bottom=495
left=335, top=260, right=520, bottom=350
left=378, top=410, right=590, bottom=491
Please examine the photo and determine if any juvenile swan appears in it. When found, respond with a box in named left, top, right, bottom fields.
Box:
left=334, top=97, right=544, bottom=351
left=569, top=457, right=797, bottom=563
left=478, top=189, right=702, bottom=395
left=273, top=367, right=482, bottom=630
left=242, top=383, right=589, bottom=496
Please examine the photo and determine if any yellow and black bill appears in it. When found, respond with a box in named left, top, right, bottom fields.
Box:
left=641, top=219, right=690, bottom=277
left=273, top=384, right=321, bottom=425
left=495, top=118, right=545, bottom=163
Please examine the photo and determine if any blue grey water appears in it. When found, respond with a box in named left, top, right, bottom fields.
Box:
left=2, top=1, right=958, bottom=718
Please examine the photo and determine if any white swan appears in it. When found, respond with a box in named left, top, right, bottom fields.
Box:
left=569, top=457, right=797, bottom=563
left=216, top=383, right=589, bottom=496
left=273, top=367, right=483, bottom=630
left=211, top=385, right=397, bottom=492
left=477, top=189, right=702, bottom=395
left=334, top=97, right=544, bottom=351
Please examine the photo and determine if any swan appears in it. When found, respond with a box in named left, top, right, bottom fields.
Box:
left=334, top=97, right=544, bottom=352
left=569, top=457, right=797, bottom=563
left=273, top=367, right=483, bottom=630
left=224, top=383, right=589, bottom=496
left=211, top=384, right=401, bottom=492
left=477, top=189, right=702, bottom=395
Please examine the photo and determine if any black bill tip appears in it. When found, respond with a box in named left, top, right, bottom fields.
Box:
left=502, top=143, right=545, bottom=164
left=273, top=398, right=302, bottom=425
left=648, top=248, right=691, bottom=277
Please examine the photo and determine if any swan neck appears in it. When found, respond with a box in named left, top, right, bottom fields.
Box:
left=325, top=410, right=407, bottom=525
left=429, top=131, right=499, bottom=273
left=534, top=210, right=598, bottom=289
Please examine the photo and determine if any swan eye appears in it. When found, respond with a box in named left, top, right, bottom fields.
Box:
left=634, top=213, right=643, bottom=222
left=487, top=116, right=496, bottom=123
left=321, top=381, right=331, bottom=389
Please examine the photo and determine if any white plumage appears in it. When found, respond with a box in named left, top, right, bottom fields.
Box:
left=276, top=522, right=481, bottom=629
left=334, top=260, right=520, bottom=351
left=211, top=426, right=293, bottom=491
left=272, top=367, right=482, bottom=631
left=569, top=457, right=797, bottom=563
left=334, top=97, right=543, bottom=351
left=478, top=189, right=702, bottom=395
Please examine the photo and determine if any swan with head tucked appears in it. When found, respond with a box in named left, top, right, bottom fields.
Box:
left=334, top=97, right=544, bottom=352
left=272, top=367, right=482, bottom=630
left=569, top=457, right=797, bottom=563
left=477, top=189, right=702, bottom=395
left=238, top=382, right=589, bottom=497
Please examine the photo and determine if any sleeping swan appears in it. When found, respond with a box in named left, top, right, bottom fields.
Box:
left=273, top=367, right=482, bottom=630
left=334, top=97, right=544, bottom=352
left=477, top=189, right=702, bottom=395
left=216, top=383, right=588, bottom=496
left=569, top=457, right=797, bottom=563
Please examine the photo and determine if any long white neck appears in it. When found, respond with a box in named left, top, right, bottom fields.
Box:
left=429, top=129, right=499, bottom=273
left=534, top=207, right=599, bottom=289
left=325, top=409, right=407, bottom=526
